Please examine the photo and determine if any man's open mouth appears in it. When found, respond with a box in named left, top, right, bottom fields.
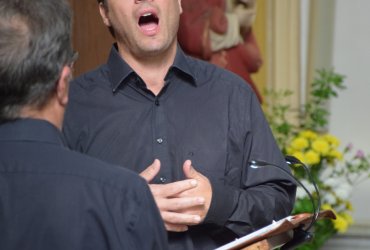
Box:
left=138, top=12, right=159, bottom=27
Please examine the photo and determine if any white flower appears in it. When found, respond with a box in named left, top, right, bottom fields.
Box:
left=319, top=167, right=334, bottom=180
left=322, top=192, right=337, bottom=204
left=335, top=182, right=352, bottom=200
left=321, top=177, right=353, bottom=201
left=325, top=177, right=339, bottom=188
left=296, top=179, right=316, bottom=199
left=296, top=187, right=307, bottom=199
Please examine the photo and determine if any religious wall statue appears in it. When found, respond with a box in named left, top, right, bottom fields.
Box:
left=178, top=0, right=263, bottom=102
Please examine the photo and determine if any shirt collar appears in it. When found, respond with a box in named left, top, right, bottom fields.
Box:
left=169, top=45, right=197, bottom=85
left=0, top=118, right=65, bottom=146
left=107, top=43, right=197, bottom=92
left=107, top=44, right=135, bottom=92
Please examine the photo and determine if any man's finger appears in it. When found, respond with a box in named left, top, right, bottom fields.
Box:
left=149, top=179, right=198, bottom=197
left=156, top=196, right=205, bottom=211
left=164, top=223, right=188, bottom=232
left=140, top=159, right=160, bottom=182
left=162, top=211, right=202, bottom=226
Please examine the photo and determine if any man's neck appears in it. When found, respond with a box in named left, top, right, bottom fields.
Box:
left=19, top=99, right=64, bottom=131
left=117, top=44, right=177, bottom=96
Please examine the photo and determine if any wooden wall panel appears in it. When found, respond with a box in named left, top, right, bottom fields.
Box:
left=69, top=0, right=114, bottom=76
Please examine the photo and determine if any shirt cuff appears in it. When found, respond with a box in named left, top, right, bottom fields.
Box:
left=203, top=179, right=237, bottom=226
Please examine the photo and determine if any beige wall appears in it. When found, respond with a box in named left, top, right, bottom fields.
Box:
left=328, top=0, right=370, bottom=226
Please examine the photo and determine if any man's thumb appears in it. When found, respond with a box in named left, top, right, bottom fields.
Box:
left=183, top=159, right=197, bottom=179
left=140, top=159, right=160, bottom=182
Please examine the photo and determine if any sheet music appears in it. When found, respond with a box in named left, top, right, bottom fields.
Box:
left=215, top=215, right=293, bottom=250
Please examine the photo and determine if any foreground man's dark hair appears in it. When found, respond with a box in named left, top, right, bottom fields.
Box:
left=0, top=0, right=74, bottom=122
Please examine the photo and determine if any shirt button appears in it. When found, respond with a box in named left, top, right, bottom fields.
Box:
left=160, top=177, right=167, bottom=183
left=156, top=138, right=163, bottom=144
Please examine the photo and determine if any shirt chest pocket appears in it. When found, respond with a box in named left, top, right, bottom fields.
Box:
left=184, top=146, right=227, bottom=180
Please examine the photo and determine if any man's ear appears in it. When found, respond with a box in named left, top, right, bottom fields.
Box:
left=178, top=0, right=183, bottom=14
left=56, top=65, right=71, bottom=107
left=99, top=3, right=111, bottom=27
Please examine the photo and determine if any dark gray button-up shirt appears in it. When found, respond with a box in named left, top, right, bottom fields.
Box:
left=0, top=119, right=168, bottom=250
left=63, top=44, right=296, bottom=250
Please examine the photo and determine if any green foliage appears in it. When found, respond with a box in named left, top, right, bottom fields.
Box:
left=264, top=69, right=346, bottom=140
left=302, top=69, right=346, bottom=131
left=263, top=89, right=296, bottom=151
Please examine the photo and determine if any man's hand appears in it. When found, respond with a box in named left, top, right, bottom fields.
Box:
left=140, top=160, right=206, bottom=232
left=178, top=160, right=213, bottom=222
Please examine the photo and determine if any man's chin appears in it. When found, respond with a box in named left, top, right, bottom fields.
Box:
left=137, top=42, right=174, bottom=58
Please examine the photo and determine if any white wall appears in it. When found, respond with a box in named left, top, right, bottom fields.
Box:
left=329, top=0, right=370, bottom=224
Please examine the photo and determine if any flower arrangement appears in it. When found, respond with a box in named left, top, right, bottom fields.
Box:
left=263, top=69, right=370, bottom=249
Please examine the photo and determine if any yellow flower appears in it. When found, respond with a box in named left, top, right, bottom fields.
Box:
left=312, top=138, right=330, bottom=155
left=333, top=213, right=353, bottom=233
left=304, top=150, right=320, bottom=165
left=286, top=147, right=294, bottom=155
left=345, top=201, right=353, bottom=211
left=292, top=151, right=305, bottom=164
left=333, top=214, right=349, bottom=233
left=329, top=150, right=343, bottom=160
left=327, top=206, right=353, bottom=234
left=323, top=134, right=340, bottom=147
left=299, top=130, right=318, bottom=140
left=321, top=203, right=333, bottom=211
left=291, top=137, right=309, bottom=150
left=342, top=213, right=354, bottom=225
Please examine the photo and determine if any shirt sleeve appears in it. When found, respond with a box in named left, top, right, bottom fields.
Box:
left=203, top=86, right=297, bottom=237
left=127, top=178, right=169, bottom=250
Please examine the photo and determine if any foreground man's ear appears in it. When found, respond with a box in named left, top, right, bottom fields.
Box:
left=56, top=65, right=71, bottom=107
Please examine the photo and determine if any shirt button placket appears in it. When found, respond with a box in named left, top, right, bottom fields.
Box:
left=153, top=97, right=170, bottom=184
left=159, top=177, right=167, bottom=183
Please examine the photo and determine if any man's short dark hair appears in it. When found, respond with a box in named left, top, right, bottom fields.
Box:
left=0, top=0, right=74, bottom=122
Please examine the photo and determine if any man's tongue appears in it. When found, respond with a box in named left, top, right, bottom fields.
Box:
left=139, top=14, right=159, bottom=36
left=140, top=22, right=157, bottom=34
